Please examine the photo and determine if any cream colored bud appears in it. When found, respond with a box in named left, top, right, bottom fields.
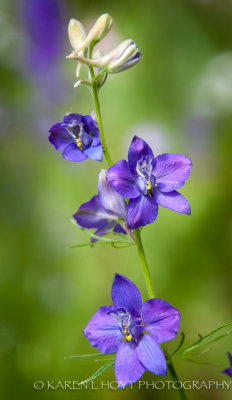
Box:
left=72, top=13, right=113, bottom=54
left=106, top=42, right=141, bottom=73
left=107, top=42, right=137, bottom=69
left=98, top=40, right=135, bottom=66
left=68, top=19, right=86, bottom=51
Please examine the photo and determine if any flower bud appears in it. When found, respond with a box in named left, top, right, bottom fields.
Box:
left=106, top=41, right=142, bottom=73
left=68, top=18, right=86, bottom=51
left=73, top=13, right=113, bottom=54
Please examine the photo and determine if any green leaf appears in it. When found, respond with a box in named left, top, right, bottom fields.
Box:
left=180, top=358, right=217, bottom=366
left=71, top=220, right=133, bottom=246
left=80, top=361, right=114, bottom=385
left=70, top=242, right=112, bottom=248
left=111, top=242, right=134, bottom=249
left=170, top=332, right=185, bottom=357
left=64, top=352, right=114, bottom=359
left=172, top=321, right=232, bottom=361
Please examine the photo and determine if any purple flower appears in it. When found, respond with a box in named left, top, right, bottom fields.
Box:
left=83, top=274, right=180, bottom=388
left=107, top=136, right=192, bottom=229
left=49, top=113, right=103, bottom=162
left=222, top=352, right=232, bottom=377
left=73, top=170, right=127, bottom=239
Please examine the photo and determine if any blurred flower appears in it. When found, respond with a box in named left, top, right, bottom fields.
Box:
left=22, top=0, right=67, bottom=135
left=23, top=0, right=64, bottom=71
left=49, top=113, right=102, bottom=162
left=73, top=170, right=127, bottom=240
left=222, top=352, right=232, bottom=377
left=83, top=273, right=180, bottom=388
left=107, top=136, right=192, bottom=229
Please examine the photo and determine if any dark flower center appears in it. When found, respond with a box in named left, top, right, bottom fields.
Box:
left=67, top=122, right=93, bottom=151
left=108, top=307, right=144, bottom=343
left=136, top=155, right=156, bottom=195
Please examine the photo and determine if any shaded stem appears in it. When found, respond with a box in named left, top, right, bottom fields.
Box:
left=88, top=45, right=113, bottom=167
left=133, top=229, right=155, bottom=298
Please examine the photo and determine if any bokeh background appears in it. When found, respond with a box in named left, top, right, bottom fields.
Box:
left=0, top=0, right=232, bottom=399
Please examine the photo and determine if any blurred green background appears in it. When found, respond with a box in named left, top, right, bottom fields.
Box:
left=0, top=0, right=232, bottom=399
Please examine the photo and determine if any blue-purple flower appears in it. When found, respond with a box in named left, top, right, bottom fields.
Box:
left=83, top=274, right=180, bottom=388
left=222, top=352, right=232, bottom=377
left=107, top=136, right=192, bottom=229
left=73, top=170, right=126, bottom=239
left=49, top=113, right=103, bottom=162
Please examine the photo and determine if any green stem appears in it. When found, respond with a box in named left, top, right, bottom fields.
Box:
left=88, top=45, right=113, bottom=167
left=166, top=350, right=188, bottom=400
left=134, top=229, right=187, bottom=400
left=133, top=229, right=155, bottom=298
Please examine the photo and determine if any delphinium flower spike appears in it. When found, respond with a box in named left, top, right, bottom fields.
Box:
left=107, top=136, right=192, bottom=229
left=83, top=273, right=180, bottom=388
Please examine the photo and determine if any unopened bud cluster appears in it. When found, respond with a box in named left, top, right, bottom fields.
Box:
left=67, top=13, right=141, bottom=87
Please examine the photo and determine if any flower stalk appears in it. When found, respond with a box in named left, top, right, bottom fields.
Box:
left=89, top=44, right=113, bottom=167
left=133, top=228, right=155, bottom=298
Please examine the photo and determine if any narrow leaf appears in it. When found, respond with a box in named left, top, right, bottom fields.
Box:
left=64, top=352, right=113, bottom=359
left=80, top=361, right=114, bottom=384
left=170, top=332, right=185, bottom=357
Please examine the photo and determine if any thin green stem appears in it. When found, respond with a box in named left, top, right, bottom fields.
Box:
left=166, top=347, right=188, bottom=400
left=134, top=229, right=188, bottom=400
left=133, top=229, right=155, bottom=298
left=88, top=45, right=113, bottom=167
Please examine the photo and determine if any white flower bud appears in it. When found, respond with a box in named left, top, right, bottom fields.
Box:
left=72, top=13, right=113, bottom=54
left=68, top=19, right=86, bottom=51
left=106, top=41, right=141, bottom=73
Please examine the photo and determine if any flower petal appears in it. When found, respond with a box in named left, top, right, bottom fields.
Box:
left=84, top=144, right=103, bottom=161
left=111, top=274, right=142, bottom=316
left=91, top=221, right=116, bottom=243
left=128, top=136, right=154, bottom=174
left=49, top=123, right=72, bottom=151
left=62, top=142, right=87, bottom=162
left=127, top=195, right=158, bottom=229
left=136, top=334, right=166, bottom=377
left=98, top=170, right=126, bottom=219
left=228, top=352, right=232, bottom=367
left=73, top=195, right=114, bottom=229
left=83, top=115, right=100, bottom=146
left=63, top=113, right=83, bottom=124
left=83, top=305, right=122, bottom=353
left=113, top=224, right=126, bottom=234
left=222, top=367, right=232, bottom=377
left=154, top=189, right=191, bottom=215
left=107, top=160, right=139, bottom=199
left=114, top=342, right=145, bottom=388
left=142, top=299, right=181, bottom=343
left=153, top=154, right=192, bottom=192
